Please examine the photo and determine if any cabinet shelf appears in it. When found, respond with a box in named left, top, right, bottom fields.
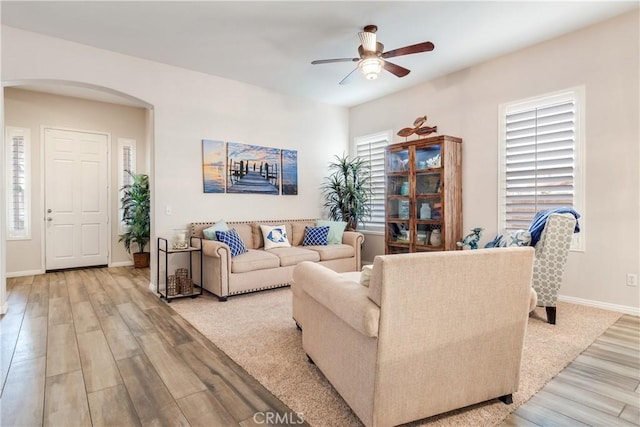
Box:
left=385, top=135, right=462, bottom=254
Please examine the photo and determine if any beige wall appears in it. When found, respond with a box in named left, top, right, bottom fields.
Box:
left=2, top=25, right=349, bottom=282
left=350, top=11, right=639, bottom=312
left=4, top=88, right=148, bottom=273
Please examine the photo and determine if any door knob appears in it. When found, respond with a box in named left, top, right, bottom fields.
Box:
left=47, top=217, right=53, bottom=222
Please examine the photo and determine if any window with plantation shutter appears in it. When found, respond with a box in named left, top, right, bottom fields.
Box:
left=354, top=130, right=392, bottom=233
left=6, top=127, right=31, bottom=240
left=498, top=87, right=584, bottom=250
left=118, top=138, right=137, bottom=231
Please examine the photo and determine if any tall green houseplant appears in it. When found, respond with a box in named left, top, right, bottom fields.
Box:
left=119, top=171, right=151, bottom=267
left=321, top=154, right=371, bottom=231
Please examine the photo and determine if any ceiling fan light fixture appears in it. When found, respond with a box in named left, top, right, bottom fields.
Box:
left=359, top=57, right=383, bottom=80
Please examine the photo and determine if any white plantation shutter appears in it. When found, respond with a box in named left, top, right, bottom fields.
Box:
left=355, top=131, right=391, bottom=232
left=6, top=127, right=31, bottom=240
left=118, top=138, right=137, bottom=230
left=499, top=88, right=584, bottom=250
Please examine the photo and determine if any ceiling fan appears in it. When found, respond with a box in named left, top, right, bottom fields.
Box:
left=311, top=25, right=435, bottom=85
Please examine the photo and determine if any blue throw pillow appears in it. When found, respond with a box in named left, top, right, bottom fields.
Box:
left=302, top=226, right=330, bottom=246
left=215, top=228, right=248, bottom=257
left=316, top=219, right=347, bottom=245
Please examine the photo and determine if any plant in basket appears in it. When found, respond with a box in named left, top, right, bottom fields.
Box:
left=119, top=171, right=151, bottom=268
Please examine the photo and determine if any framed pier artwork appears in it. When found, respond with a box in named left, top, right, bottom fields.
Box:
left=202, top=139, right=225, bottom=193
left=201, top=139, right=297, bottom=195
left=281, top=149, right=298, bottom=195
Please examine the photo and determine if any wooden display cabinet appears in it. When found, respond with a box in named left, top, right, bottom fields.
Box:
left=385, top=135, right=462, bottom=254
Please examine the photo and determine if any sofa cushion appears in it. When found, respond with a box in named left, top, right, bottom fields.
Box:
left=202, top=220, right=229, bottom=240
left=291, top=221, right=316, bottom=246
left=231, top=249, right=280, bottom=273
left=302, top=226, right=330, bottom=246
left=267, top=247, right=320, bottom=267
left=340, top=271, right=362, bottom=283
left=304, top=244, right=355, bottom=261
left=316, top=219, right=347, bottom=244
left=260, top=224, right=291, bottom=250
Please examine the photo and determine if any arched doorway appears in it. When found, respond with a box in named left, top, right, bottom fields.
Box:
left=1, top=79, right=155, bottom=313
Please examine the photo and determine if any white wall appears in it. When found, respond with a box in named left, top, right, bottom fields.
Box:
left=350, top=11, right=639, bottom=312
left=3, top=88, right=148, bottom=274
left=1, top=25, right=349, bottom=283
left=0, top=3, right=8, bottom=312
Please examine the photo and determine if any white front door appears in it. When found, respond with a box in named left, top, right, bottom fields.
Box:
left=45, top=128, right=109, bottom=270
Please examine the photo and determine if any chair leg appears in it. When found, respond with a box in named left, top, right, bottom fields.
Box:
left=498, top=394, right=513, bottom=405
left=545, top=306, right=557, bottom=325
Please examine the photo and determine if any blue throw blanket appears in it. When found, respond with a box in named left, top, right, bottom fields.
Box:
left=528, top=207, right=581, bottom=246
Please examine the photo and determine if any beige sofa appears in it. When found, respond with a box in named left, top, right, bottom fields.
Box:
left=190, top=219, right=364, bottom=300
left=292, top=247, right=535, bottom=427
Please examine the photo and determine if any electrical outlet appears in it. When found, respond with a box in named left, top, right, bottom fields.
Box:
left=627, top=273, right=638, bottom=287
left=165, top=205, right=172, bottom=215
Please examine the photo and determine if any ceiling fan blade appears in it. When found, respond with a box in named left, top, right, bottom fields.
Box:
left=339, top=68, right=359, bottom=85
left=383, top=60, right=411, bottom=78
left=382, top=41, right=435, bottom=59
left=358, top=31, right=377, bottom=53
left=311, top=58, right=359, bottom=65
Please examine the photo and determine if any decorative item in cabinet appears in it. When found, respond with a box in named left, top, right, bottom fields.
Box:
left=385, top=135, right=462, bottom=254
left=387, top=149, right=410, bottom=172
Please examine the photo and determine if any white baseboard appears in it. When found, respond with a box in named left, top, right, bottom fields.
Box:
left=109, top=261, right=134, bottom=267
left=558, top=295, right=640, bottom=317
left=6, top=269, right=45, bottom=278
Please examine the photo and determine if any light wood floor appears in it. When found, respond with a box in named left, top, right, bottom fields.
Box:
left=1, top=267, right=299, bottom=427
left=1, top=267, right=638, bottom=427
left=503, top=314, right=640, bottom=426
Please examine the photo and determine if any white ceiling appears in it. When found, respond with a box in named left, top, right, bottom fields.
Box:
left=2, top=1, right=637, bottom=108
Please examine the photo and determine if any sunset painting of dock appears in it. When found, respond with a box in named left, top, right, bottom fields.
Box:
left=202, top=139, right=225, bottom=193
left=281, top=149, right=298, bottom=195
left=226, top=142, right=281, bottom=195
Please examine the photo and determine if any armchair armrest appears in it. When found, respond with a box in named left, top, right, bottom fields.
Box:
left=293, top=262, right=379, bottom=337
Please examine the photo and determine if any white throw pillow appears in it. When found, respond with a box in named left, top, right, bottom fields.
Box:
left=360, top=264, right=373, bottom=287
left=499, top=230, right=532, bottom=247
left=260, top=224, right=291, bottom=250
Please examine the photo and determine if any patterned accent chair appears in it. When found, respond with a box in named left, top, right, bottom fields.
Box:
left=532, top=213, right=577, bottom=324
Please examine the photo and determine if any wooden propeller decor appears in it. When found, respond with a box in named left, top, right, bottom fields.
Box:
left=311, top=25, right=434, bottom=85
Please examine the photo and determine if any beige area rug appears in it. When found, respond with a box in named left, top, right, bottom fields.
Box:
left=171, top=288, right=621, bottom=426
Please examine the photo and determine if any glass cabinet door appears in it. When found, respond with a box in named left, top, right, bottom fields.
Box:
left=415, top=145, right=441, bottom=170
left=386, top=221, right=411, bottom=253
left=387, top=149, right=410, bottom=172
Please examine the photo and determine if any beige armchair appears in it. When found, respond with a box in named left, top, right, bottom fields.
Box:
left=531, top=213, right=577, bottom=324
left=292, top=248, right=535, bottom=427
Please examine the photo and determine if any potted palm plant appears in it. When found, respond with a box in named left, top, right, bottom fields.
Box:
left=119, top=171, right=151, bottom=268
left=321, top=154, right=370, bottom=231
